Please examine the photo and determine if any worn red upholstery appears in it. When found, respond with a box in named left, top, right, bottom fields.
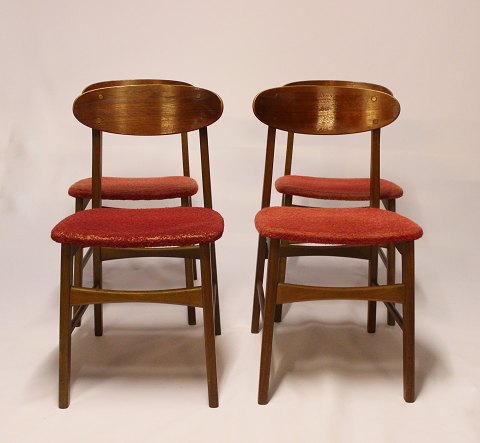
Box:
left=275, top=176, right=403, bottom=201
left=68, top=176, right=198, bottom=200
left=51, top=207, right=224, bottom=247
left=255, top=206, right=422, bottom=245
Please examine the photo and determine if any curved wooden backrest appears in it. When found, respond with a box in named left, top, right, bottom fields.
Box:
left=73, top=84, right=223, bottom=135
left=253, top=85, right=400, bottom=135
left=82, top=79, right=192, bottom=93
left=285, top=80, right=393, bottom=96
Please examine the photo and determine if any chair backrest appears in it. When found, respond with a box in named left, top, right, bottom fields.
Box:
left=279, top=81, right=395, bottom=179
left=82, top=79, right=192, bottom=93
left=82, top=79, right=195, bottom=180
left=73, top=84, right=223, bottom=209
left=285, top=80, right=393, bottom=96
left=253, top=85, right=400, bottom=209
left=74, top=84, right=222, bottom=136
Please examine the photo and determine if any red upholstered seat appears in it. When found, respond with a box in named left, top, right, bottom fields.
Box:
left=255, top=206, right=422, bottom=245
left=68, top=176, right=198, bottom=200
left=275, top=176, right=403, bottom=201
left=52, top=207, right=224, bottom=247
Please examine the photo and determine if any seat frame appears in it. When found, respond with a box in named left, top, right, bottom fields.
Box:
left=56, top=84, right=223, bottom=408
left=250, top=85, right=419, bottom=404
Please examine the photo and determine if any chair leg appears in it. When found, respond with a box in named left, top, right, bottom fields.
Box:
left=258, top=239, right=280, bottom=405
left=386, top=198, right=396, bottom=326
left=182, top=196, right=198, bottom=321
left=73, top=247, right=83, bottom=325
left=211, top=243, right=221, bottom=336
left=193, top=259, right=198, bottom=281
left=274, top=249, right=287, bottom=323
left=93, top=247, right=103, bottom=337
left=387, top=242, right=396, bottom=326
left=367, top=245, right=379, bottom=333
left=200, top=243, right=218, bottom=408
left=185, top=258, right=196, bottom=326
left=73, top=198, right=84, bottom=326
left=251, top=236, right=268, bottom=333
left=59, top=244, right=73, bottom=409
left=402, top=241, right=415, bottom=402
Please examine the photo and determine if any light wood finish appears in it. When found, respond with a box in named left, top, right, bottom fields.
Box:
left=56, top=83, right=223, bottom=408
left=252, top=84, right=419, bottom=404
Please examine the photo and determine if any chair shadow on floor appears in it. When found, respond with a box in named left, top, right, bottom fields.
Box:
left=264, top=255, right=440, bottom=401
left=26, top=310, right=227, bottom=405
left=267, top=317, right=440, bottom=400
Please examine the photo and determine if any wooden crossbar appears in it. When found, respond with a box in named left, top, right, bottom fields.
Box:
left=101, top=246, right=200, bottom=261
left=276, top=283, right=405, bottom=304
left=71, top=286, right=203, bottom=307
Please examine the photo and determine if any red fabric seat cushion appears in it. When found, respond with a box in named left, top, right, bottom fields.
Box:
left=275, top=176, right=403, bottom=201
left=68, top=176, right=198, bottom=200
left=255, top=206, right=422, bottom=245
left=51, top=207, right=223, bottom=247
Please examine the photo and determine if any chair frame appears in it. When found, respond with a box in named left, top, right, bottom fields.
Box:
left=57, top=84, right=223, bottom=408
left=250, top=85, right=418, bottom=404
left=72, top=80, right=203, bottom=332
left=271, top=80, right=399, bottom=327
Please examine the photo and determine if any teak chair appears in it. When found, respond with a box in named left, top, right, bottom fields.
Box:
left=69, top=79, right=200, bottom=330
left=251, top=85, right=423, bottom=404
left=51, top=84, right=224, bottom=408
left=272, top=80, right=403, bottom=326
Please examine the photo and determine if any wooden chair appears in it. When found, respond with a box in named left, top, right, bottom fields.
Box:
left=251, top=85, right=423, bottom=404
left=69, top=79, right=200, bottom=330
left=271, top=80, right=403, bottom=326
left=51, top=84, right=223, bottom=408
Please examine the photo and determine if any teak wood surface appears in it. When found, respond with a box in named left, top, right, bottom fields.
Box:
left=250, top=84, right=417, bottom=405
left=57, top=83, right=223, bottom=409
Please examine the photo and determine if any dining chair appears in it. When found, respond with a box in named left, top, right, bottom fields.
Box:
left=69, top=79, right=200, bottom=330
left=270, top=80, right=403, bottom=327
left=51, top=83, right=224, bottom=408
left=251, top=84, right=423, bottom=404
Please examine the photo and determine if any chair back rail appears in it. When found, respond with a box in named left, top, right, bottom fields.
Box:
left=253, top=85, right=400, bottom=135
left=285, top=80, right=393, bottom=96
left=282, top=81, right=393, bottom=176
left=82, top=79, right=192, bottom=93
left=73, top=84, right=223, bottom=136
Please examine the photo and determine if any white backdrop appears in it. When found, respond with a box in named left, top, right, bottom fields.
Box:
left=1, top=1, right=479, bottom=441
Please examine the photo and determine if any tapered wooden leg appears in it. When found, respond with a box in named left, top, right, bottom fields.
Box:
left=258, top=239, right=280, bottom=405
left=193, top=260, right=198, bottom=281
left=386, top=199, right=396, bottom=326
left=387, top=242, right=396, bottom=326
left=185, top=258, right=196, bottom=325
left=402, top=241, right=415, bottom=402
left=93, top=247, right=103, bottom=336
left=181, top=197, right=197, bottom=324
left=59, top=244, right=73, bottom=409
left=251, top=236, right=268, bottom=333
left=211, top=243, right=221, bottom=336
left=73, top=198, right=84, bottom=325
left=200, top=244, right=218, bottom=408
left=274, top=249, right=287, bottom=323
left=73, top=247, right=83, bottom=325
left=367, top=245, right=379, bottom=333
